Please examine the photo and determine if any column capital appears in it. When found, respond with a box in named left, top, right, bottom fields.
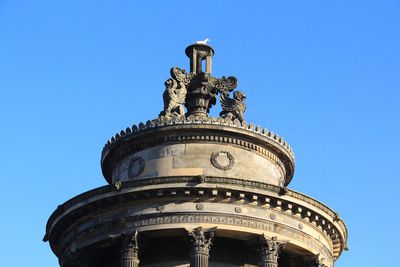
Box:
left=260, top=235, right=286, bottom=267
left=188, top=227, right=215, bottom=267
left=188, top=227, right=215, bottom=256
left=121, top=231, right=139, bottom=267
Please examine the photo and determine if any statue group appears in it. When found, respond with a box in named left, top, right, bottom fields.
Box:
left=160, top=68, right=246, bottom=122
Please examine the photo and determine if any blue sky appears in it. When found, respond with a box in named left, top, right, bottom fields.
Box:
left=0, top=1, right=399, bottom=266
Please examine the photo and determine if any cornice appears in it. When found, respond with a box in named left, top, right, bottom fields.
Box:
left=45, top=176, right=347, bottom=259
left=103, top=117, right=293, bottom=157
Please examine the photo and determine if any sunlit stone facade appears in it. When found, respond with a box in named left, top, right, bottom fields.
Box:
left=44, top=43, right=347, bottom=267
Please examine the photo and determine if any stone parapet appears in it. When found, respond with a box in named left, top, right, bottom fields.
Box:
left=101, top=117, right=295, bottom=187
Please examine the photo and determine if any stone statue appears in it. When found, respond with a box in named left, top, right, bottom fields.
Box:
left=219, top=90, right=247, bottom=122
left=160, top=67, right=191, bottom=119
left=159, top=44, right=247, bottom=121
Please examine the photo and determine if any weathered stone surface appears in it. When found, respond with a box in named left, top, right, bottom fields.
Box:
left=45, top=43, right=347, bottom=267
left=112, top=143, right=284, bottom=186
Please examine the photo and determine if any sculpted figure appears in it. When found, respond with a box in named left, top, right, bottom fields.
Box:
left=160, top=67, right=190, bottom=119
left=219, top=90, right=247, bottom=122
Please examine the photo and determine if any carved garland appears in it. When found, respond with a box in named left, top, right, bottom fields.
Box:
left=210, top=151, right=235, bottom=170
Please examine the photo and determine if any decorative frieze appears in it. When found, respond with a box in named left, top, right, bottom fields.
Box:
left=106, top=130, right=288, bottom=179
left=47, top=176, right=345, bottom=259
left=59, top=211, right=333, bottom=265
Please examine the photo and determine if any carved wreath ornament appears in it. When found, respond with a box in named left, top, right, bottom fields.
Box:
left=210, top=151, right=235, bottom=171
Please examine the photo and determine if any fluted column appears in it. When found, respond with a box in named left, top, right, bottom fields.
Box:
left=188, top=227, right=215, bottom=267
left=121, top=231, right=139, bottom=267
left=260, top=235, right=285, bottom=267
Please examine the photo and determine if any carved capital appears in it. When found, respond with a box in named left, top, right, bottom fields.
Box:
left=188, top=227, right=215, bottom=256
left=121, top=231, right=139, bottom=267
left=213, top=76, right=238, bottom=95
left=260, top=235, right=285, bottom=267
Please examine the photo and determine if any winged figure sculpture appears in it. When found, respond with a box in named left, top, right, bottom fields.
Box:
left=160, top=67, right=191, bottom=119
left=219, top=90, right=246, bottom=122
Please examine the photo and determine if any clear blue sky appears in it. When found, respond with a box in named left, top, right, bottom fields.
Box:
left=0, top=1, right=399, bottom=266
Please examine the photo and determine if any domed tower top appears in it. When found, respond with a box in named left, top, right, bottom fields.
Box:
left=45, top=42, right=348, bottom=267
left=101, top=42, right=295, bottom=188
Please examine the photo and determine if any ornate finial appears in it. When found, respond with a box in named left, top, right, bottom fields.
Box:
left=185, top=43, right=214, bottom=74
left=159, top=44, right=246, bottom=120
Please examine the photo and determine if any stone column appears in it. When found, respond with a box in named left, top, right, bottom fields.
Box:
left=206, top=55, right=212, bottom=74
left=260, top=235, right=285, bottom=267
left=188, top=227, right=215, bottom=267
left=121, top=231, right=139, bottom=267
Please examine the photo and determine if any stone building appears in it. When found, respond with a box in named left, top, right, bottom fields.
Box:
left=44, top=43, right=348, bottom=267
